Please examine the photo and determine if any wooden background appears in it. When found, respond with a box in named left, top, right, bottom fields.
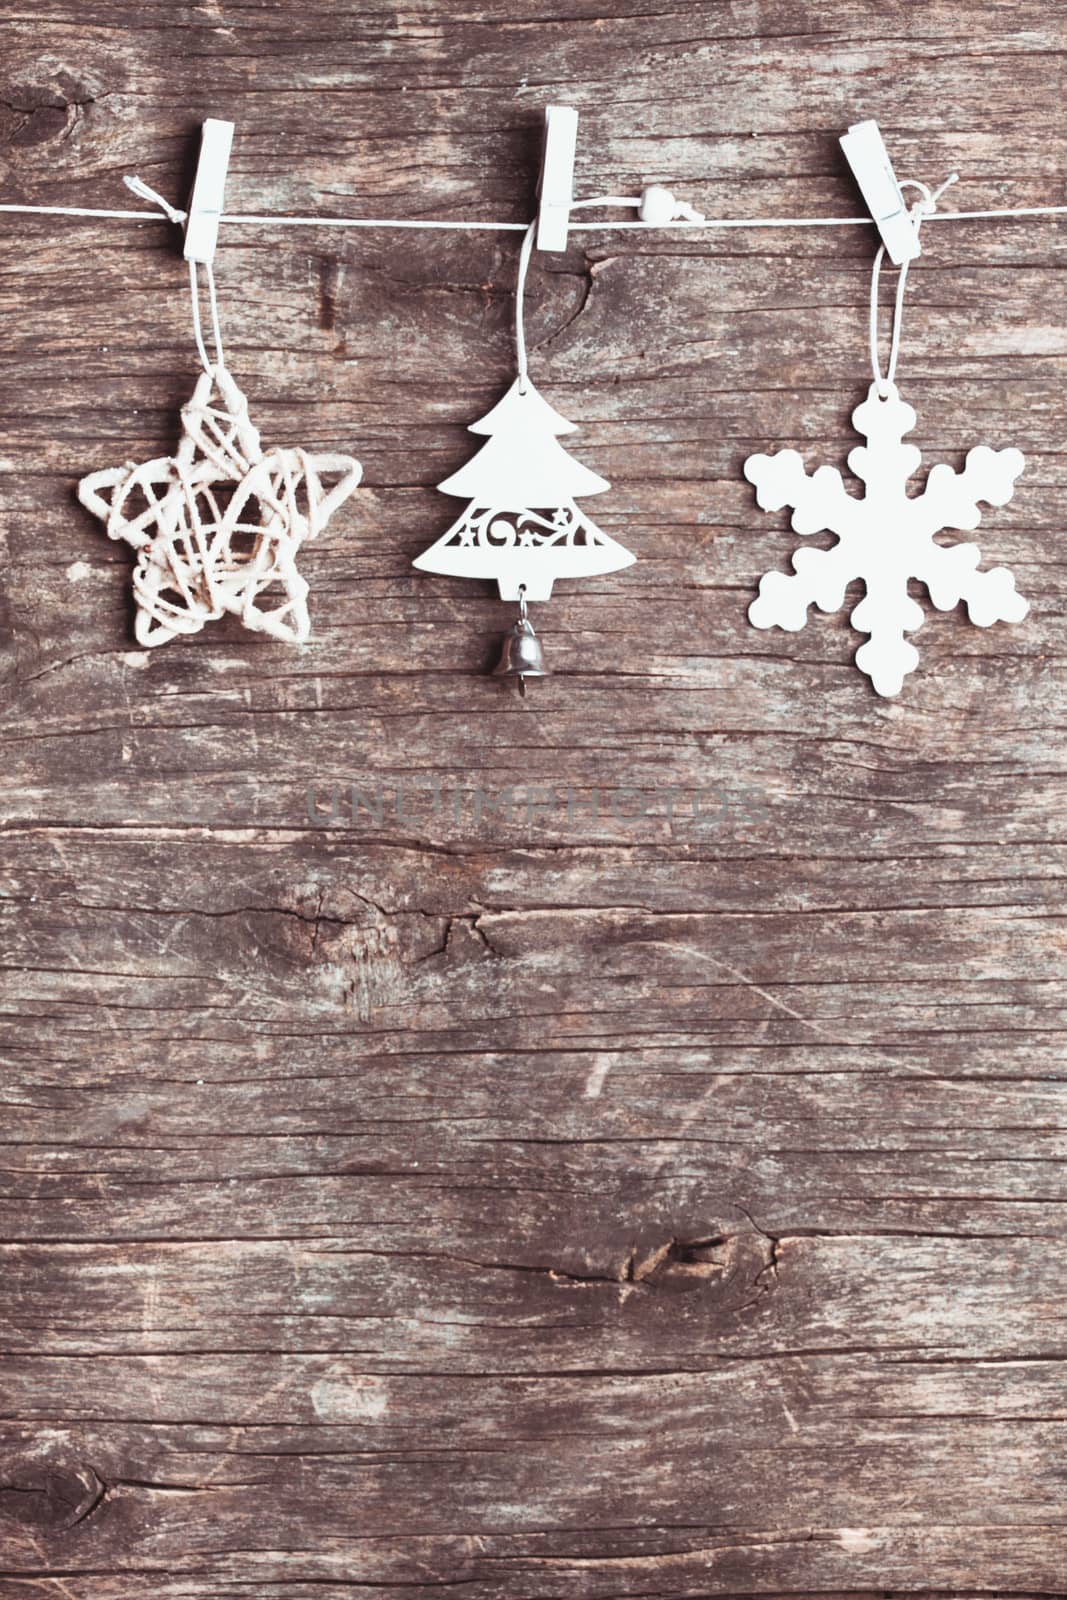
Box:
left=2, top=2, right=1066, bottom=1595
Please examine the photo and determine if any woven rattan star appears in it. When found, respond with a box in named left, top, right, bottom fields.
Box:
left=79, top=365, right=361, bottom=646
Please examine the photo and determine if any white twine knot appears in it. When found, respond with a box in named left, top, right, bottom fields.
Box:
left=123, top=175, right=187, bottom=225
left=869, top=171, right=959, bottom=397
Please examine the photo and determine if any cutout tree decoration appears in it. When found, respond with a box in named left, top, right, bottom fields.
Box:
left=414, top=377, right=634, bottom=605
left=412, top=157, right=706, bottom=693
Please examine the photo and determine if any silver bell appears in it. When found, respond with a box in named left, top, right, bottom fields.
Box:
left=492, top=616, right=548, bottom=696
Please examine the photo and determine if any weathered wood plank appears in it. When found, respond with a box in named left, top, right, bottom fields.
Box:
left=2, top=1, right=1066, bottom=1596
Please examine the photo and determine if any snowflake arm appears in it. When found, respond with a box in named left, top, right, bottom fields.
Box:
left=745, top=450, right=865, bottom=631
left=918, top=447, right=1024, bottom=536
left=850, top=590, right=926, bottom=697
left=914, top=447, right=1028, bottom=624
left=915, top=538, right=1029, bottom=625
left=745, top=450, right=859, bottom=535
left=749, top=543, right=859, bottom=632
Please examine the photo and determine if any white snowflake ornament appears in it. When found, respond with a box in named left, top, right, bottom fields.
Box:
left=79, top=365, right=362, bottom=648
left=745, top=381, right=1028, bottom=696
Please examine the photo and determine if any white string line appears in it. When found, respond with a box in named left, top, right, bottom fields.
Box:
left=66, top=170, right=1067, bottom=392
left=189, top=258, right=225, bottom=375
left=515, top=194, right=646, bottom=389
left=869, top=173, right=958, bottom=396
left=2, top=201, right=1067, bottom=231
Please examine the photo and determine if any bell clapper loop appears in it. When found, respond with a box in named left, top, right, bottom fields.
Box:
left=492, top=583, right=549, bottom=695
left=517, top=586, right=529, bottom=695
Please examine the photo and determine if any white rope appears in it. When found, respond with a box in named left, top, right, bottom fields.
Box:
left=0, top=186, right=1066, bottom=235
left=868, top=173, right=958, bottom=396
left=112, top=173, right=1055, bottom=397
left=12, top=169, right=1059, bottom=391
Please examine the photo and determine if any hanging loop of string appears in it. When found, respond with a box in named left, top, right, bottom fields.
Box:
left=869, top=172, right=958, bottom=397
left=126, top=175, right=668, bottom=390
left=189, top=259, right=225, bottom=375
left=125, top=175, right=223, bottom=375
left=121, top=168, right=975, bottom=395
left=514, top=217, right=538, bottom=393
left=515, top=194, right=688, bottom=392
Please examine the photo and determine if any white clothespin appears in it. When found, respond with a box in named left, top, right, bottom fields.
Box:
left=840, top=119, right=920, bottom=265
left=183, top=118, right=234, bottom=265
left=536, top=104, right=579, bottom=252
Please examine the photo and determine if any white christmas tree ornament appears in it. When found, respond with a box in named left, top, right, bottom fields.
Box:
left=81, top=131, right=363, bottom=649
left=411, top=104, right=703, bottom=694
left=413, top=377, right=633, bottom=603
left=745, top=382, right=1028, bottom=697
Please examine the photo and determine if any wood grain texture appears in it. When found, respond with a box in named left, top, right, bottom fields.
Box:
left=1, top=2, right=1065, bottom=1595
